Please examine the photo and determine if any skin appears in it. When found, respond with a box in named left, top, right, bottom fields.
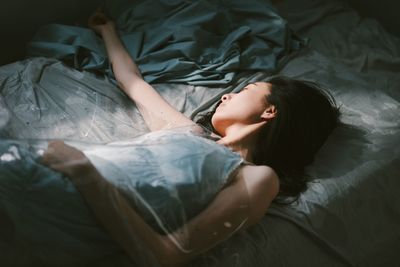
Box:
left=213, top=82, right=277, bottom=160
left=41, top=9, right=280, bottom=267
left=213, top=82, right=274, bottom=137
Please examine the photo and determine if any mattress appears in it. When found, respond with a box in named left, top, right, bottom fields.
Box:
left=0, top=0, right=399, bottom=266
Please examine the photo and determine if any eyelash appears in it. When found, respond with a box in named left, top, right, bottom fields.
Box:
left=244, top=83, right=257, bottom=91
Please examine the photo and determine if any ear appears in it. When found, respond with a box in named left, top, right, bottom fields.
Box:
left=261, top=105, right=277, bottom=120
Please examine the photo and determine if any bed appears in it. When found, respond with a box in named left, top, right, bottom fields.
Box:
left=0, top=0, right=399, bottom=266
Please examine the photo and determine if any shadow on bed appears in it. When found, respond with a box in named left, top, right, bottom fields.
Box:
left=0, top=0, right=399, bottom=266
left=309, top=123, right=370, bottom=179
left=0, top=202, right=14, bottom=244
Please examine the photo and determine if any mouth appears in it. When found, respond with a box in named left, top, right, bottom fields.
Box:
left=216, top=103, right=225, bottom=110
left=215, top=101, right=224, bottom=110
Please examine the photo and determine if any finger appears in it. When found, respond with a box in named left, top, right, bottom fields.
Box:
left=96, top=4, right=105, bottom=13
left=41, top=147, right=55, bottom=162
left=47, top=140, right=67, bottom=153
left=41, top=141, right=63, bottom=165
left=92, top=5, right=106, bottom=20
left=41, top=153, right=58, bottom=166
left=41, top=146, right=61, bottom=163
left=88, top=10, right=101, bottom=25
left=48, top=140, right=63, bottom=147
left=43, top=146, right=55, bottom=154
left=88, top=14, right=106, bottom=27
left=93, top=16, right=107, bottom=25
left=47, top=163, right=91, bottom=184
left=46, top=162, right=69, bottom=175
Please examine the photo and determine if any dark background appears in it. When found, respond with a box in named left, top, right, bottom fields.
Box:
left=349, top=0, right=400, bottom=37
left=0, top=0, right=101, bottom=65
left=1, top=0, right=399, bottom=66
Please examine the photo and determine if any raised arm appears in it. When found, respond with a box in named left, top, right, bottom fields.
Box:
left=89, top=10, right=194, bottom=131
left=42, top=141, right=279, bottom=267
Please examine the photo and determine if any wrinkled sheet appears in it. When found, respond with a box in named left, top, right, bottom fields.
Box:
left=0, top=0, right=400, bottom=266
left=0, top=126, right=244, bottom=266
left=27, top=0, right=305, bottom=85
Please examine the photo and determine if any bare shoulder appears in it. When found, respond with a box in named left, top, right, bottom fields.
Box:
left=237, top=164, right=280, bottom=225
left=239, top=165, right=279, bottom=196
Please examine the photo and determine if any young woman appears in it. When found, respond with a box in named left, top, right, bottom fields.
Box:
left=41, top=10, right=339, bottom=267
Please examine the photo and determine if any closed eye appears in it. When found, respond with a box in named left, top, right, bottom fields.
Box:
left=244, top=83, right=257, bottom=90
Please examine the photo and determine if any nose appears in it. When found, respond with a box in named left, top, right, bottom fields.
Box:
left=221, top=93, right=232, bottom=102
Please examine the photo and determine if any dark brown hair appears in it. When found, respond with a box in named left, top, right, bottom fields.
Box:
left=197, top=76, right=340, bottom=204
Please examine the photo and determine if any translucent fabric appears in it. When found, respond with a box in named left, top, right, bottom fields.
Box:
left=0, top=125, right=251, bottom=266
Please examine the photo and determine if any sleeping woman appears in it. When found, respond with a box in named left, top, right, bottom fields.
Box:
left=3, top=9, right=339, bottom=267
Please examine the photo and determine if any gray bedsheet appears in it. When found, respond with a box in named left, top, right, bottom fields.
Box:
left=0, top=0, right=399, bottom=266
left=27, top=0, right=305, bottom=85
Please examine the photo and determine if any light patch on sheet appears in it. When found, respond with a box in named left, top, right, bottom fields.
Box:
left=381, top=102, right=398, bottom=110
left=341, top=103, right=399, bottom=134
left=65, top=91, right=88, bottom=105
left=0, top=146, right=21, bottom=162
left=81, top=92, right=98, bottom=137
left=36, top=149, right=45, bottom=156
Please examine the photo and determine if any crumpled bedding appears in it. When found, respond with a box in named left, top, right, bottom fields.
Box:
left=0, top=127, right=243, bottom=266
left=1, top=0, right=400, bottom=266
left=26, top=0, right=305, bottom=85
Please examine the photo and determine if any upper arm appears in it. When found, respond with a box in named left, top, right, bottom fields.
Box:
left=123, top=78, right=195, bottom=132
left=241, top=165, right=279, bottom=224
left=162, top=165, right=279, bottom=265
left=102, top=26, right=193, bottom=132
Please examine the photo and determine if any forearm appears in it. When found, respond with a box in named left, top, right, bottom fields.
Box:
left=92, top=15, right=193, bottom=131
left=99, top=26, right=178, bottom=130
left=68, top=163, right=175, bottom=265
left=101, top=26, right=143, bottom=86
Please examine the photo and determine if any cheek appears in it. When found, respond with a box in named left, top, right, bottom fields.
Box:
left=211, top=95, right=265, bottom=127
left=213, top=106, right=238, bottom=121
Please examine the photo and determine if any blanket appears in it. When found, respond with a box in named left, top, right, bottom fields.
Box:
left=27, top=0, right=305, bottom=85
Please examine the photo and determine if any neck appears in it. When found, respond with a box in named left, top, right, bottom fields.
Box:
left=217, top=122, right=265, bottom=162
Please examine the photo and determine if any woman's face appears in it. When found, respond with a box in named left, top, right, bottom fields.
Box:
left=211, top=82, right=272, bottom=136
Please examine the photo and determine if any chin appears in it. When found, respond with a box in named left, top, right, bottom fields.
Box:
left=211, top=118, right=226, bottom=136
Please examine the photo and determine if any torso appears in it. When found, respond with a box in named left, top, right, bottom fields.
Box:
left=83, top=124, right=246, bottom=233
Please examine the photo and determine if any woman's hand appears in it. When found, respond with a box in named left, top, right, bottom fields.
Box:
left=88, top=8, right=116, bottom=36
left=41, top=140, right=91, bottom=177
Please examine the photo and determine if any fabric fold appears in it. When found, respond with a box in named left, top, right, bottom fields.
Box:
left=26, top=0, right=306, bottom=85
